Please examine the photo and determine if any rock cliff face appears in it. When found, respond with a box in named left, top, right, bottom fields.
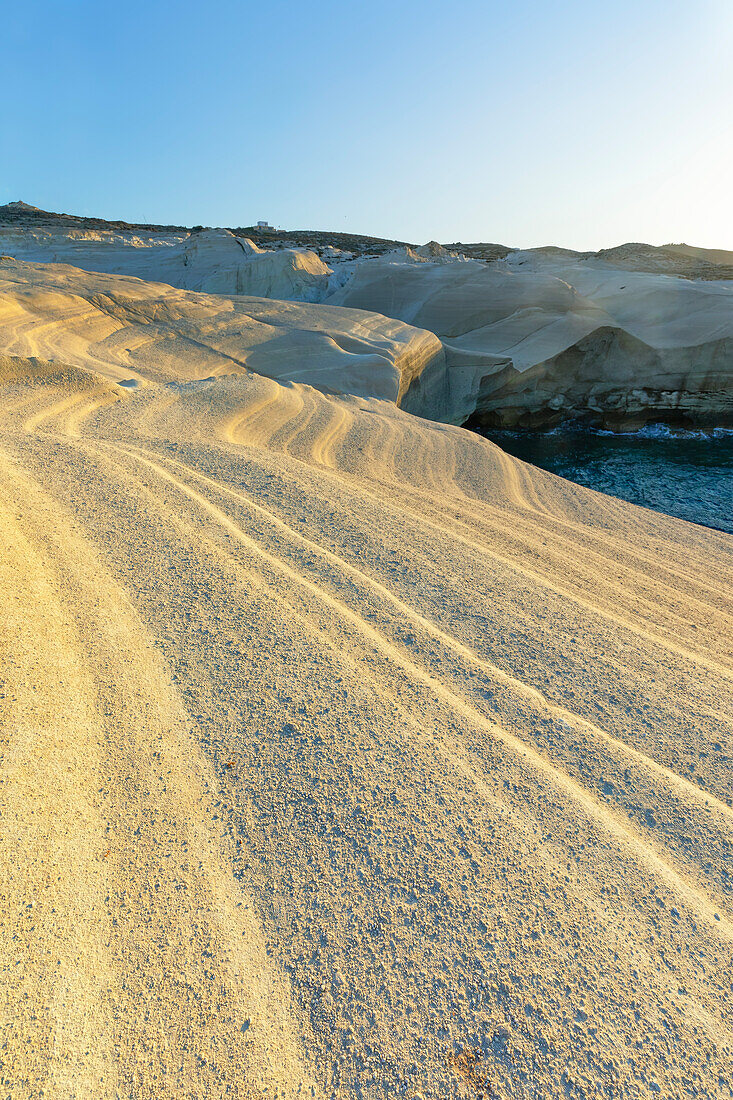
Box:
left=0, top=225, right=332, bottom=303
left=327, top=250, right=733, bottom=430
left=2, top=204, right=732, bottom=431
left=462, top=327, right=733, bottom=431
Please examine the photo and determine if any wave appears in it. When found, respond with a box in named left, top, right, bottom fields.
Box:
left=488, top=420, right=733, bottom=441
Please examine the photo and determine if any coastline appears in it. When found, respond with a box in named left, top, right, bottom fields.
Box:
left=483, top=422, right=733, bottom=535
left=1, top=245, right=731, bottom=1099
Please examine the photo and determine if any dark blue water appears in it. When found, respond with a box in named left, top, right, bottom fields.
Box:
left=484, top=426, right=733, bottom=534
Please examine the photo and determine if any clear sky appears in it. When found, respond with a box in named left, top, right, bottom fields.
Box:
left=3, top=0, right=732, bottom=249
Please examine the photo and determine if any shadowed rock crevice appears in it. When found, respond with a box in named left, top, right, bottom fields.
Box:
left=458, top=328, right=733, bottom=432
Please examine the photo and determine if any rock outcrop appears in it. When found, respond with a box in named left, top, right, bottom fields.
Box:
left=462, top=327, right=733, bottom=432
left=0, top=257, right=444, bottom=404
left=2, top=204, right=732, bottom=431
left=3, top=248, right=732, bottom=1100
left=326, top=249, right=733, bottom=430
left=0, top=225, right=333, bottom=303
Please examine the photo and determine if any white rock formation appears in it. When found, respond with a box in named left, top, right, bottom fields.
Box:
left=2, top=251, right=732, bottom=1100
left=2, top=218, right=732, bottom=429
left=0, top=225, right=332, bottom=303
left=0, top=257, right=443, bottom=404
left=326, top=248, right=733, bottom=429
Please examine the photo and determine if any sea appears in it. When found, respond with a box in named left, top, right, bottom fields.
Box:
left=483, top=425, right=733, bottom=535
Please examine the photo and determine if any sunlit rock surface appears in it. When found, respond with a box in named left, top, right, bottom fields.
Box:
left=1, top=204, right=731, bottom=429
left=327, top=250, right=733, bottom=430
left=0, top=257, right=443, bottom=403
left=0, top=224, right=332, bottom=302
left=0, top=250, right=731, bottom=1098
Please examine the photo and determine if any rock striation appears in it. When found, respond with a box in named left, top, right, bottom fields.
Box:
left=0, top=257, right=444, bottom=403
left=0, top=224, right=333, bottom=303
left=0, top=252, right=732, bottom=1099
left=326, top=249, right=733, bottom=430
left=2, top=204, right=732, bottom=431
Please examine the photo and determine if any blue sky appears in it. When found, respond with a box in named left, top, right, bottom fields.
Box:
left=3, top=0, right=732, bottom=249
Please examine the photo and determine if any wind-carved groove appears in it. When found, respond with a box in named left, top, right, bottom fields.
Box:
left=95, top=440, right=733, bottom=939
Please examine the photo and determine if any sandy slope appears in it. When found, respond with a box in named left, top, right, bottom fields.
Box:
left=0, top=264, right=732, bottom=1099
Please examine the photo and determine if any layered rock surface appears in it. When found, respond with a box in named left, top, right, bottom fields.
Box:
left=2, top=204, right=732, bottom=429
left=0, top=257, right=443, bottom=403
left=326, top=250, right=733, bottom=429
left=0, top=252, right=731, bottom=1099
left=0, top=225, right=332, bottom=302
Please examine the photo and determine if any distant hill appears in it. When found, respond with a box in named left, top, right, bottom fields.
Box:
left=0, top=201, right=413, bottom=258
left=665, top=242, right=733, bottom=267
left=596, top=242, right=733, bottom=280
left=3, top=201, right=732, bottom=277
left=0, top=200, right=190, bottom=235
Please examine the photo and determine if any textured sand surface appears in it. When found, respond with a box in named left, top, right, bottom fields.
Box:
left=1, top=262, right=732, bottom=1099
